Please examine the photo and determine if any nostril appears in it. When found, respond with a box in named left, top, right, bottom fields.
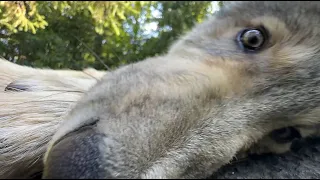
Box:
left=43, top=126, right=108, bottom=179
left=270, top=127, right=302, bottom=144
left=290, top=139, right=307, bottom=153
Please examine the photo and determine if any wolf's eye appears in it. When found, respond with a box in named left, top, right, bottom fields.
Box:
left=270, top=127, right=302, bottom=144
left=237, top=26, right=268, bottom=52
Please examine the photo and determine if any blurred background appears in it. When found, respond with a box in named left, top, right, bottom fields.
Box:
left=0, top=1, right=223, bottom=70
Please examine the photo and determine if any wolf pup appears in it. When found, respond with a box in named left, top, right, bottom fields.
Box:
left=7, top=1, right=320, bottom=179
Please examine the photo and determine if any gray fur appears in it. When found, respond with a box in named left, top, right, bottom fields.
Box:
left=42, top=1, right=320, bottom=179
left=17, top=1, right=320, bottom=179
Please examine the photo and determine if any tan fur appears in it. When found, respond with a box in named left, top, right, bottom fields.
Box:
left=2, top=1, right=320, bottom=179
left=0, top=59, right=105, bottom=90
left=0, top=58, right=106, bottom=178
left=0, top=58, right=319, bottom=178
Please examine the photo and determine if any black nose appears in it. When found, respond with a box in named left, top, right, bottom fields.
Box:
left=43, top=125, right=108, bottom=179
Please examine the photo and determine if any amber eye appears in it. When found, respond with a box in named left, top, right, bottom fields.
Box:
left=270, top=127, right=302, bottom=144
left=237, top=26, right=268, bottom=52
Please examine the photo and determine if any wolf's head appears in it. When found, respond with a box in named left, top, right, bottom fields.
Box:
left=43, top=2, right=320, bottom=179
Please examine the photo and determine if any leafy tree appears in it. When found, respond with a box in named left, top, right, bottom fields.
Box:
left=0, top=1, right=47, bottom=34
left=0, top=1, right=222, bottom=70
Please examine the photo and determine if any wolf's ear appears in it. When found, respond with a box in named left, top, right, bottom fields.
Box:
left=5, top=81, right=31, bottom=92
left=4, top=76, right=98, bottom=92
left=4, top=78, right=60, bottom=92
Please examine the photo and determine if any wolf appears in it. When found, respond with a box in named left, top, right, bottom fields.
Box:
left=2, top=58, right=320, bottom=179
left=2, top=1, right=320, bottom=179
left=42, top=1, right=320, bottom=178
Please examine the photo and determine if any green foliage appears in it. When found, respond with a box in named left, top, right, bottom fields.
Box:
left=0, top=1, right=48, bottom=34
left=0, top=1, right=222, bottom=70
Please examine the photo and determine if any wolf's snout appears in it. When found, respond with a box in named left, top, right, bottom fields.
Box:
left=43, top=124, right=110, bottom=179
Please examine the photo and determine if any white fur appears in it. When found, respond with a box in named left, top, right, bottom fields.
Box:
left=0, top=58, right=106, bottom=178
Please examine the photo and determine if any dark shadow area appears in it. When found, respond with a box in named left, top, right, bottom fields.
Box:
left=31, top=137, right=320, bottom=179
left=212, top=137, right=320, bottom=179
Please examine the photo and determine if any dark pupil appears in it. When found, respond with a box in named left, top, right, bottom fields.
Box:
left=248, top=36, right=258, bottom=45
left=239, top=29, right=267, bottom=50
